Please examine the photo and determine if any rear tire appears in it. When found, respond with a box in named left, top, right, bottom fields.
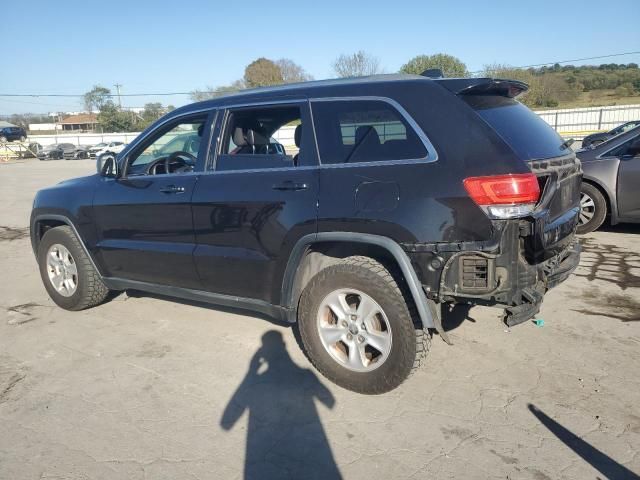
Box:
left=577, top=183, right=607, bottom=234
left=297, top=256, right=428, bottom=394
left=38, top=226, right=110, bottom=310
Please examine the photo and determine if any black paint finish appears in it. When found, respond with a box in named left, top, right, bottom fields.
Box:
left=30, top=74, right=580, bottom=321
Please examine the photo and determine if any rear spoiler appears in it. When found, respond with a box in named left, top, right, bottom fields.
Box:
left=434, top=77, right=529, bottom=98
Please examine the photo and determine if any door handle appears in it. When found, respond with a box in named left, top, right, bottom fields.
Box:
left=159, top=185, right=185, bottom=194
left=272, top=181, right=308, bottom=191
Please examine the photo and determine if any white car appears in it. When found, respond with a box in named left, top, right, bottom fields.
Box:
left=90, top=141, right=126, bottom=158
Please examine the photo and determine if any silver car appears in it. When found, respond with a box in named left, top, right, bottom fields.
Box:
left=576, top=125, right=640, bottom=233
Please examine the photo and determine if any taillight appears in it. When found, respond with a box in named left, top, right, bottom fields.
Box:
left=463, top=173, right=540, bottom=219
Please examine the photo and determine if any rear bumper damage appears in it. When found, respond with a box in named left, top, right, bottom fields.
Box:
left=405, top=215, right=581, bottom=327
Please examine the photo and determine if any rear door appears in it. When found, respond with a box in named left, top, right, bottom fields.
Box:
left=92, top=111, right=214, bottom=288
left=191, top=100, right=319, bottom=304
left=612, top=132, right=640, bottom=218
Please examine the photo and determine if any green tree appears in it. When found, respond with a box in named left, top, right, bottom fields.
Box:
left=141, top=102, right=165, bottom=123
left=98, top=103, right=137, bottom=132
left=244, top=58, right=283, bottom=88
left=83, top=85, right=112, bottom=112
left=400, top=53, right=468, bottom=77
left=332, top=51, right=383, bottom=78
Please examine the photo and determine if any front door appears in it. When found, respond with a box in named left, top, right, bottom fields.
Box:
left=92, top=112, right=213, bottom=288
left=191, top=101, right=319, bottom=304
left=617, top=134, right=640, bottom=218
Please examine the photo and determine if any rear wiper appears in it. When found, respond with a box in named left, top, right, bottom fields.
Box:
left=560, top=138, right=575, bottom=151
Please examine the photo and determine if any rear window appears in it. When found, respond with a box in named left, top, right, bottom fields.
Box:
left=463, top=95, right=566, bottom=160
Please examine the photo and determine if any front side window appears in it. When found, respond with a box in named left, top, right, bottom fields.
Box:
left=603, top=133, right=640, bottom=158
left=311, top=100, right=427, bottom=164
left=215, top=104, right=305, bottom=172
left=127, top=116, right=207, bottom=175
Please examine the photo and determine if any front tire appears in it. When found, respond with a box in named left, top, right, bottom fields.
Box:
left=577, top=183, right=607, bottom=234
left=38, top=226, right=110, bottom=310
left=297, top=256, right=428, bottom=394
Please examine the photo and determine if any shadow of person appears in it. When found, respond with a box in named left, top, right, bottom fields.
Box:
left=528, top=404, right=640, bottom=480
left=221, top=330, right=342, bottom=480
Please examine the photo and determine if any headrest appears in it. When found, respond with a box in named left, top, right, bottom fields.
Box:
left=294, top=124, right=302, bottom=147
left=355, top=126, right=380, bottom=146
left=233, top=127, right=247, bottom=146
left=245, top=129, right=268, bottom=146
left=197, top=124, right=204, bottom=137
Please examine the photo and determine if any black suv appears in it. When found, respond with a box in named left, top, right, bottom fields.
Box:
left=30, top=75, right=581, bottom=394
left=0, top=126, right=27, bottom=143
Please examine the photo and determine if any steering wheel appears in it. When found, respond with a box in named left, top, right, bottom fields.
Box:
left=145, top=151, right=196, bottom=175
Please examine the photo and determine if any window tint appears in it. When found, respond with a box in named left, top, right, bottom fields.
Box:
left=463, top=95, right=565, bottom=160
left=311, top=100, right=427, bottom=164
left=215, top=105, right=303, bottom=172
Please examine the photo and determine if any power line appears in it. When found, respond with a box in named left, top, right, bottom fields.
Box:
left=0, top=50, right=638, bottom=99
left=469, top=50, right=640, bottom=74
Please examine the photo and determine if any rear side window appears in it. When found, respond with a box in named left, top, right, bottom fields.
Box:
left=215, top=104, right=306, bottom=172
left=463, top=95, right=565, bottom=160
left=311, top=100, right=427, bottom=164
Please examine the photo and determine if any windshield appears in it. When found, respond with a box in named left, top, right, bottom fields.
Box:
left=462, top=95, right=566, bottom=160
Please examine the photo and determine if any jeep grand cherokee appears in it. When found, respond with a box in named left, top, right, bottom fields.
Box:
left=30, top=74, right=581, bottom=394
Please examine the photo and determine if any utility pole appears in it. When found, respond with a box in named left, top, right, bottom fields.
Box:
left=113, top=83, right=122, bottom=108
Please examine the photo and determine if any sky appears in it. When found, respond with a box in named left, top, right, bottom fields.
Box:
left=1, top=0, right=639, bottom=115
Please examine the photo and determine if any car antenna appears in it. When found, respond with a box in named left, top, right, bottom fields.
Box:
left=420, top=68, right=444, bottom=79
left=560, top=138, right=575, bottom=150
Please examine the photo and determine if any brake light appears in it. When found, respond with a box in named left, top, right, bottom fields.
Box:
left=463, top=173, right=540, bottom=219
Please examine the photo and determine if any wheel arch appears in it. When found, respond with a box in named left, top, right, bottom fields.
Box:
left=31, top=214, right=104, bottom=277
left=281, top=233, right=435, bottom=330
left=581, top=176, right=617, bottom=224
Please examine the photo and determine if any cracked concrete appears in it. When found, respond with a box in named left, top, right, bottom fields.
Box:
left=1, top=160, right=639, bottom=479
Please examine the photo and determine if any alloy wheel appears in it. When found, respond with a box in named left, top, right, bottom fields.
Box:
left=579, top=192, right=596, bottom=226
left=46, top=244, right=78, bottom=297
left=316, top=288, right=392, bottom=372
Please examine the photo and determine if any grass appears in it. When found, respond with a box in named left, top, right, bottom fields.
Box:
left=537, top=90, right=640, bottom=110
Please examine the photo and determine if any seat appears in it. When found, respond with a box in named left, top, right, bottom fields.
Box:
left=292, top=124, right=302, bottom=166
left=347, top=126, right=381, bottom=162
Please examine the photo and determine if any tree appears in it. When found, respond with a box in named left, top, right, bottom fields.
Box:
left=98, top=103, right=137, bottom=132
left=141, top=102, right=165, bottom=123
left=276, top=59, right=313, bottom=83
left=190, top=79, right=246, bottom=101
left=400, top=53, right=468, bottom=78
left=244, top=58, right=283, bottom=88
left=83, top=85, right=112, bottom=112
left=332, top=51, right=383, bottom=78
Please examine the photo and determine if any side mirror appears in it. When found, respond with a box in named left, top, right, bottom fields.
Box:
left=97, top=153, right=118, bottom=177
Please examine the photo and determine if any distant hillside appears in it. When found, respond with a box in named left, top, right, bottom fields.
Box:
left=484, top=63, right=640, bottom=109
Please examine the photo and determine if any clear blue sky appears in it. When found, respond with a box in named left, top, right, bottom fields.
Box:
left=2, top=0, right=639, bottom=114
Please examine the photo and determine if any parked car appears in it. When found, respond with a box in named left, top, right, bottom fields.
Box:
left=30, top=74, right=581, bottom=394
left=92, top=141, right=126, bottom=158
left=88, top=143, right=108, bottom=158
left=62, top=144, right=90, bottom=160
left=0, top=126, right=27, bottom=143
left=581, top=120, right=640, bottom=148
left=37, top=144, right=66, bottom=160
left=576, top=125, right=640, bottom=233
